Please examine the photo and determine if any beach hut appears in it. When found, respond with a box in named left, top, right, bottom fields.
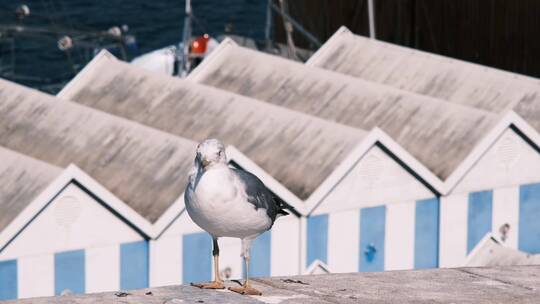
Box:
left=57, top=51, right=369, bottom=282
left=186, top=39, right=540, bottom=271
left=308, top=28, right=540, bottom=266
left=439, top=112, right=540, bottom=267
left=0, top=148, right=156, bottom=299
left=0, top=79, right=196, bottom=298
left=186, top=40, right=498, bottom=272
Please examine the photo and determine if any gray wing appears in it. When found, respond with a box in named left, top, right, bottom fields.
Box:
left=232, top=168, right=290, bottom=225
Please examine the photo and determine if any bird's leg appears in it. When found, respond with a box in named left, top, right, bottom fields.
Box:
left=191, top=237, right=225, bottom=289
left=229, top=239, right=262, bottom=296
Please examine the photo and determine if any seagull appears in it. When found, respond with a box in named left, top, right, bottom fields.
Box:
left=185, top=139, right=290, bottom=296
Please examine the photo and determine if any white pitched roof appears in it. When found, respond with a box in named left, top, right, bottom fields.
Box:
left=0, top=146, right=61, bottom=233
left=0, top=78, right=197, bottom=223
left=465, top=234, right=540, bottom=267
left=308, top=27, right=540, bottom=132
left=58, top=50, right=367, bottom=200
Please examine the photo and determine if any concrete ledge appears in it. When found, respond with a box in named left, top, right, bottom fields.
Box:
left=6, top=266, right=540, bottom=303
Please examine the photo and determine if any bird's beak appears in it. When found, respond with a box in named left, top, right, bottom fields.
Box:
left=201, top=158, right=211, bottom=169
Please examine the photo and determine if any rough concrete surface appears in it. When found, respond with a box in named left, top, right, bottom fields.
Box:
left=6, top=266, right=540, bottom=304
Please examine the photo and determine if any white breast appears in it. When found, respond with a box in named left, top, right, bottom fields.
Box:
left=185, top=165, right=271, bottom=239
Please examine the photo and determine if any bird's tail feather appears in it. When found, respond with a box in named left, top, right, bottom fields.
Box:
left=277, top=209, right=290, bottom=217
left=273, top=194, right=298, bottom=217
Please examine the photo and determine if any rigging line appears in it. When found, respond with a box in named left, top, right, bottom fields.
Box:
left=239, top=0, right=253, bottom=37
left=41, top=0, right=60, bottom=31
left=0, top=4, right=17, bottom=14
left=0, top=8, right=68, bottom=30
left=191, top=13, right=209, bottom=34
left=270, top=2, right=321, bottom=48
left=278, top=0, right=297, bottom=59
left=0, top=5, right=95, bottom=34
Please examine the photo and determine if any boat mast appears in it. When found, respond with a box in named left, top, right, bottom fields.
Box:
left=278, top=0, right=297, bottom=59
left=270, top=1, right=321, bottom=48
left=179, top=0, right=192, bottom=77
left=368, top=0, right=376, bottom=39
left=265, top=0, right=272, bottom=49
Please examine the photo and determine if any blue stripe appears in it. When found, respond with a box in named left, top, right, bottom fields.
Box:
left=183, top=232, right=212, bottom=283
left=120, top=240, right=149, bottom=290
left=519, top=183, right=540, bottom=253
left=55, top=249, right=85, bottom=295
left=250, top=231, right=271, bottom=277
left=306, top=214, right=328, bottom=266
left=414, top=198, right=440, bottom=269
left=359, top=206, right=386, bottom=272
left=467, top=190, right=493, bottom=253
left=0, top=259, right=17, bottom=300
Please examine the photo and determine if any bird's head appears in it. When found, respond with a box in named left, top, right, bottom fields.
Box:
left=195, top=139, right=227, bottom=170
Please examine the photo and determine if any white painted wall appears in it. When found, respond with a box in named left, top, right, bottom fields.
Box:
left=6, top=125, right=540, bottom=299
left=271, top=216, right=300, bottom=276
left=492, top=186, right=519, bottom=249
left=156, top=211, right=244, bottom=284
left=312, top=146, right=434, bottom=215
left=453, top=129, right=540, bottom=194
left=299, top=217, right=307, bottom=273
left=157, top=213, right=203, bottom=285
left=385, top=201, right=415, bottom=270
left=440, top=128, right=540, bottom=268
left=163, top=210, right=206, bottom=236
left=327, top=209, right=359, bottom=273
left=17, top=254, right=54, bottom=298
left=157, top=208, right=301, bottom=283
left=440, top=186, right=521, bottom=268
left=217, top=237, right=243, bottom=281
left=0, top=182, right=147, bottom=298
left=439, top=194, right=468, bottom=268
left=150, top=235, right=182, bottom=287
left=306, top=145, right=438, bottom=273
left=0, top=183, right=143, bottom=260
left=86, top=244, right=120, bottom=293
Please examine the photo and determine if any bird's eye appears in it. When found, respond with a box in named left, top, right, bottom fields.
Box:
left=218, top=150, right=223, bottom=157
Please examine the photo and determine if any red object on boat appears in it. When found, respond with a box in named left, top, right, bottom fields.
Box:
left=191, top=34, right=210, bottom=54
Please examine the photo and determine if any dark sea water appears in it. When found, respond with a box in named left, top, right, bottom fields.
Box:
left=0, top=0, right=267, bottom=92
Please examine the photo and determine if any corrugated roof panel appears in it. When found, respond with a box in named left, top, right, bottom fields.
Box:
left=308, top=28, right=540, bottom=130
left=189, top=42, right=498, bottom=180
left=59, top=53, right=367, bottom=199
left=0, top=79, right=196, bottom=223
left=0, top=146, right=61, bottom=232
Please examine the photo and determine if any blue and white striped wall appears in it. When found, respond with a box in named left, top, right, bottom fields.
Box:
left=440, top=183, right=540, bottom=267
left=0, top=259, right=17, bottom=300
left=0, top=183, right=148, bottom=300
left=180, top=231, right=272, bottom=283
left=440, top=128, right=540, bottom=267
left=303, top=144, right=440, bottom=273
left=151, top=210, right=300, bottom=287
left=305, top=182, right=540, bottom=272
left=305, top=198, right=440, bottom=273
left=3, top=127, right=540, bottom=300
left=0, top=240, right=149, bottom=300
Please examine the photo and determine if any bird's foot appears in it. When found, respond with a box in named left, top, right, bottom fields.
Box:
left=191, top=281, right=225, bottom=289
left=228, top=285, right=262, bottom=296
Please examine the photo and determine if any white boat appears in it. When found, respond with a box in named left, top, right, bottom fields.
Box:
left=130, top=32, right=219, bottom=76
left=130, top=0, right=315, bottom=77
